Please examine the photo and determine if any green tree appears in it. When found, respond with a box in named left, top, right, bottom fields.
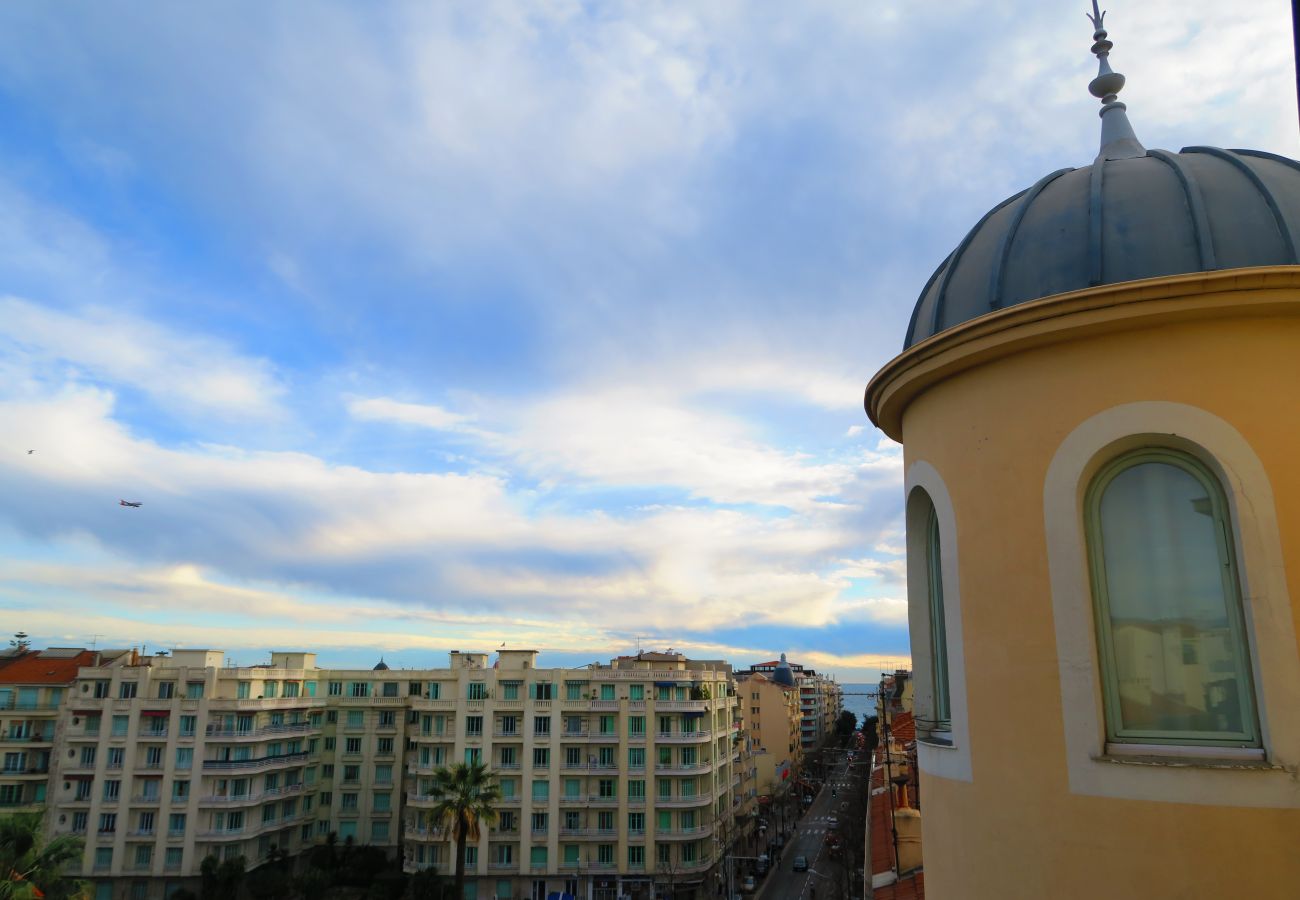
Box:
left=424, top=761, right=500, bottom=900
left=199, top=854, right=245, bottom=900
left=835, top=710, right=858, bottom=746
left=8, top=632, right=30, bottom=652
left=0, top=812, right=86, bottom=900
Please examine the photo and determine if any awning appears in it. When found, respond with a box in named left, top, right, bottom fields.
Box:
left=140, top=710, right=170, bottom=717
left=682, top=710, right=706, bottom=717
left=653, top=681, right=676, bottom=688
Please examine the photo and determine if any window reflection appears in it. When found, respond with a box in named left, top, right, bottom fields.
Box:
left=1091, top=454, right=1257, bottom=745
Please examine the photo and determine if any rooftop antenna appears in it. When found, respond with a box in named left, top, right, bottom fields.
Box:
left=88, top=634, right=102, bottom=651
left=1087, top=1, right=1146, bottom=160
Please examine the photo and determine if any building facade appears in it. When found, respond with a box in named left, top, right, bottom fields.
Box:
left=42, top=648, right=745, bottom=900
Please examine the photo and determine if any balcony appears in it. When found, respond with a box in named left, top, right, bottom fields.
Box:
left=653, top=763, right=712, bottom=776
left=589, top=731, right=619, bottom=743
left=654, top=731, right=711, bottom=743
left=560, top=761, right=617, bottom=772
left=408, top=698, right=457, bottom=711
left=655, top=791, right=713, bottom=808
left=586, top=795, right=619, bottom=806
left=655, top=824, right=715, bottom=841
left=492, top=730, right=522, bottom=739
left=652, top=700, right=710, bottom=712
left=201, top=751, right=308, bottom=771
left=207, top=697, right=326, bottom=711
left=488, top=860, right=517, bottom=871
left=200, top=784, right=306, bottom=806
left=205, top=723, right=313, bottom=740
left=1, top=732, right=54, bottom=743
left=404, top=825, right=446, bottom=842
left=0, top=699, right=61, bottom=711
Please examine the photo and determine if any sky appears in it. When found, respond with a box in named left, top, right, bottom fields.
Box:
left=0, top=1, right=1295, bottom=682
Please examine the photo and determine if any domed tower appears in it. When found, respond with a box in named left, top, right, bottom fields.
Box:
left=771, top=652, right=797, bottom=688
left=864, top=6, right=1300, bottom=898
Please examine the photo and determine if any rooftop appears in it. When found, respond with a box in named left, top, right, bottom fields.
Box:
left=0, top=649, right=99, bottom=684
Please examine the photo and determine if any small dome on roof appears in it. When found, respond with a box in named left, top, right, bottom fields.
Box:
left=373, top=657, right=389, bottom=671
left=772, top=653, right=796, bottom=688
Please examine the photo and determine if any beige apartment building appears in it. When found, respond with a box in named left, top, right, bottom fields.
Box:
left=41, top=647, right=746, bottom=900
left=734, top=671, right=801, bottom=798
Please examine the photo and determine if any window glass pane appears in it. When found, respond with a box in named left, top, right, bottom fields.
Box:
left=1091, top=454, right=1257, bottom=744
left=927, top=508, right=951, bottom=730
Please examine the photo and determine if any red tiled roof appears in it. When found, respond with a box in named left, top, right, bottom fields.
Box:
left=0, top=650, right=98, bottom=684
left=889, top=710, right=916, bottom=744
left=869, top=773, right=896, bottom=877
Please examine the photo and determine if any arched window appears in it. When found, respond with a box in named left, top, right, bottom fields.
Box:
left=1085, top=449, right=1259, bottom=747
left=926, top=505, right=951, bottom=733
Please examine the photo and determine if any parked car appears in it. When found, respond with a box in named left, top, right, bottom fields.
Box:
left=793, top=855, right=809, bottom=872
left=756, top=854, right=770, bottom=875
left=741, top=875, right=757, bottom=893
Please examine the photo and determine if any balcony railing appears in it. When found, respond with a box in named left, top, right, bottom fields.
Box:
left=201, top=751, right=308, bottom=771
left=205, top=723, right=313, bottom=740
left=654, top=731, right=711, bottom=743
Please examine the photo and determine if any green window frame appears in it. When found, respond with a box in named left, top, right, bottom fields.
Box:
left=926, top=505, right=951, bottom=732
left=1085, top=448, right=1259, bottom=747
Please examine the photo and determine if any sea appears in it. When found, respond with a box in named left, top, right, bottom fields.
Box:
left=839, top=682, right=877, bottom=727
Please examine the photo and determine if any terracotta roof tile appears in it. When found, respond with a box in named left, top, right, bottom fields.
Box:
left=889, top=710, right=916, bottom=743
left=0, top=650, right=97, bottom=685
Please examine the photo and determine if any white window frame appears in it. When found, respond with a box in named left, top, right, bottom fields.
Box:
left=905, top=460, right=972, bottom=782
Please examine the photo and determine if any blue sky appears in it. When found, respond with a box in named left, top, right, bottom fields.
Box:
left=0, top=1, right=1294, bottom=680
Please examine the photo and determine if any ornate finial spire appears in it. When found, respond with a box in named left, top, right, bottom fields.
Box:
left=1087, top=1, right=1145, bottom=160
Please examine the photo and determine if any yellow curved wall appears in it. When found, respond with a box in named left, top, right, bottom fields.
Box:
left=895, top=300, right=1300, bottom=898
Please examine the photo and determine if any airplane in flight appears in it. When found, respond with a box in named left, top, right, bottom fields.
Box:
left=119, top=500, right=142, bottom=508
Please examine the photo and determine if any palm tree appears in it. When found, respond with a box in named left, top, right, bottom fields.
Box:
left=425, top=761, right=500, bottom=899
left=0, top=811, right=87, bottom=899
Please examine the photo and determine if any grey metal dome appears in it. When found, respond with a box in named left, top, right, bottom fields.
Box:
left=904, top=146, right=1300, bottom=348
left=772, top=653, right=796, bottom=688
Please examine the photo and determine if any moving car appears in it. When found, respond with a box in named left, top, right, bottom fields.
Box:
left=741, top=875, right=756, bottom=893
left=792, top=855, right=809, bottom=872
left=828, top=815, right=839, bottom=830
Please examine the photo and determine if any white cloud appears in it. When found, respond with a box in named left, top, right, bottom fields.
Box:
left=0, top=297, right=285, bottom=421
left=345, top=395, right=474, bottom=433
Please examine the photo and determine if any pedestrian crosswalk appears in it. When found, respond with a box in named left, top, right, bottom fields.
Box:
left=799, top=815, right=838, bottom=836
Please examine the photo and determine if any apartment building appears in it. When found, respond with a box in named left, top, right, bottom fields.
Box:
left=735, top=671, right=801, bottom=798
left=46, top=647, right=744, bottom=900
left=744, top=656, right=842, bottom=749
left=404, top=650, right=743, bottom=900
left=0, top=648, right=111, bottom=813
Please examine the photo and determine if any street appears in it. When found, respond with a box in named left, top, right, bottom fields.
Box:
left=753, top=759, right=851, bottom=900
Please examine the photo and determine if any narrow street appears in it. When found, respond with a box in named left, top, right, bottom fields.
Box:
left=754, top=758, right=851, bottom=900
